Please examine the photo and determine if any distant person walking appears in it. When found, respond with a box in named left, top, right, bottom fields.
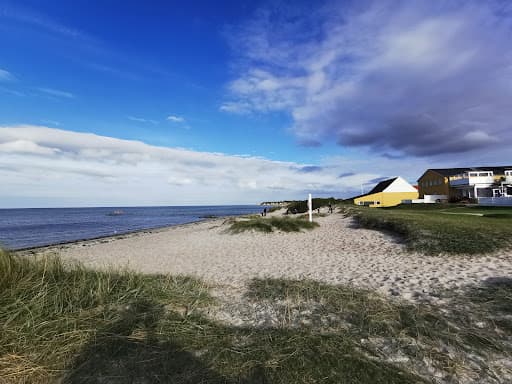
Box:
left=328, top=204, right=333, bottom=214
left=262, top=208, right=267, bottom=217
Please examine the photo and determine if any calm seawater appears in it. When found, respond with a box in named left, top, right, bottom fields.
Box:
left=0, top=205, right=265, bottom=250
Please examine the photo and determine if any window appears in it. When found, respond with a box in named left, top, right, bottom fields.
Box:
left=469, top=172, right=478, bottom=177
left=478, top=172, right=491, bottom=177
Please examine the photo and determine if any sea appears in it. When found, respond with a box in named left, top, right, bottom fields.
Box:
left=0, top=205, right=266, bottom=250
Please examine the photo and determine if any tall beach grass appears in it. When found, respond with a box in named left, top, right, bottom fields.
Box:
left=1, top=249, right=511, bottom=382
left=228, top=216, right=319, bottom=234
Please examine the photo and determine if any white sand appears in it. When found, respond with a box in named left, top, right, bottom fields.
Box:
left=31, top=212, right=512, bottom=302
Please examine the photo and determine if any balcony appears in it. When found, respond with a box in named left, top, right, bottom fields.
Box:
left=506, top=171, right=512, bottom=184
left=449, top=172, right=494, bottom=187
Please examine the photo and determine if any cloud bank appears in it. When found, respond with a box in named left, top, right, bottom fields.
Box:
left=0, top=126, right=399, bottom=207
left=223, top=1, right=512, bottom=158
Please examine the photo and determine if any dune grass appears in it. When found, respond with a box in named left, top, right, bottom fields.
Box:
left=228, top=216, right=319, bottom=234
left=0, top=249, right=211, bottom=383
left=0, top=250, right=423, bottom=383
left=2, top=249, right=510, bottom=383
left=340, top=204, right=512, bottom=254
left=247, top=277, right=512, bottom=382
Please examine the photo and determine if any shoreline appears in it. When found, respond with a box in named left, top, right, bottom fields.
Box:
left=13, top=216, right=229, bottom=254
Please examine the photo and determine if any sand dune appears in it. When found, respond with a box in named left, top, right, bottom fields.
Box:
left=30, top=212, right=512, bottom=303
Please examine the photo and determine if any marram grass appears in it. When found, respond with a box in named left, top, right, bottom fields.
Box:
left=1, top=250, right=510, bottom=383
left=0, top=249, right=211, bottom=383
left=228, top=216, right=319, bottom=234
left=0, top=250, right=421, bottom=383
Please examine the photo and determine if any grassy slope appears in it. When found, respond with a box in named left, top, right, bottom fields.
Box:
left=0, top=250, right=425, bottom=383
left=341, top=204, right=512, bottom=254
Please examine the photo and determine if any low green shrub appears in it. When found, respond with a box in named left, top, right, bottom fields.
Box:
left=286, top=198, right=341, bottom=213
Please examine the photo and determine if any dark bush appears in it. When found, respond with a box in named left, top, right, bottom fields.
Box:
left=287, top=198, right=341, bottom=213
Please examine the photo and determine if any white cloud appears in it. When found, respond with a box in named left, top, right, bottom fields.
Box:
left=167, top=115, right=185, bottom=123
left=127, top=116, right=158, bottom=124
left=0, top=139, right=60, bottom=156
left=0, top=87, right=25, bottom=97
left=0, top=126, right=418, bottom=207
left=219, top=102, right=251, bottom=114
left=223, top=1, right=512, bottom=159
left=0, top=68, right=15, bottom=81
left=0, top=3, right=89, bottom=40
left=37, top=87, right=74, bottom=99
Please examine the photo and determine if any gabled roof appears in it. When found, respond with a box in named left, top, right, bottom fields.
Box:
left=366, top=177, right=397, bottom=194
left=421, top=168, right=470, bottom=177
left=418, top=166, right=512, bottom=180
left=350, top=177, right=418, bottom=200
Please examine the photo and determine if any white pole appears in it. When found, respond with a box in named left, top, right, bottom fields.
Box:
left=308, top=193, right=313, bottom=222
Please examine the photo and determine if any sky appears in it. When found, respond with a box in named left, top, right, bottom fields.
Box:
left=1, top=0, right=512, bottom=207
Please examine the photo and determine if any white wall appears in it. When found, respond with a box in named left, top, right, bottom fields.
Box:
left=384, top=177, right=418, bottom=193
left=424, top=194, right=448, bottom=203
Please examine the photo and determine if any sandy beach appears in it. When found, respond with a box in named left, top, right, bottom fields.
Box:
left=26, top=210, right=512, bottom=303
left=11, top=210, right=512, bottom=382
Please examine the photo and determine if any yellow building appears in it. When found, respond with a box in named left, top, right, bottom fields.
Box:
left=416, top=169, right=453, bottom=198
left=353, top=177, right=419, bottom=207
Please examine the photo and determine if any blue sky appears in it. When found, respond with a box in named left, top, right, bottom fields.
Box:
left=0, top=0, right=341, bottom=163
left=1, top=0, right=512, bottom=207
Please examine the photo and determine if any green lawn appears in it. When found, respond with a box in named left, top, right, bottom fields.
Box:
left=439, top=205, right=512, bottom=217
left=340, top=204, right=512, bottom=254
left=1, top=250, right=511, bottom=383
